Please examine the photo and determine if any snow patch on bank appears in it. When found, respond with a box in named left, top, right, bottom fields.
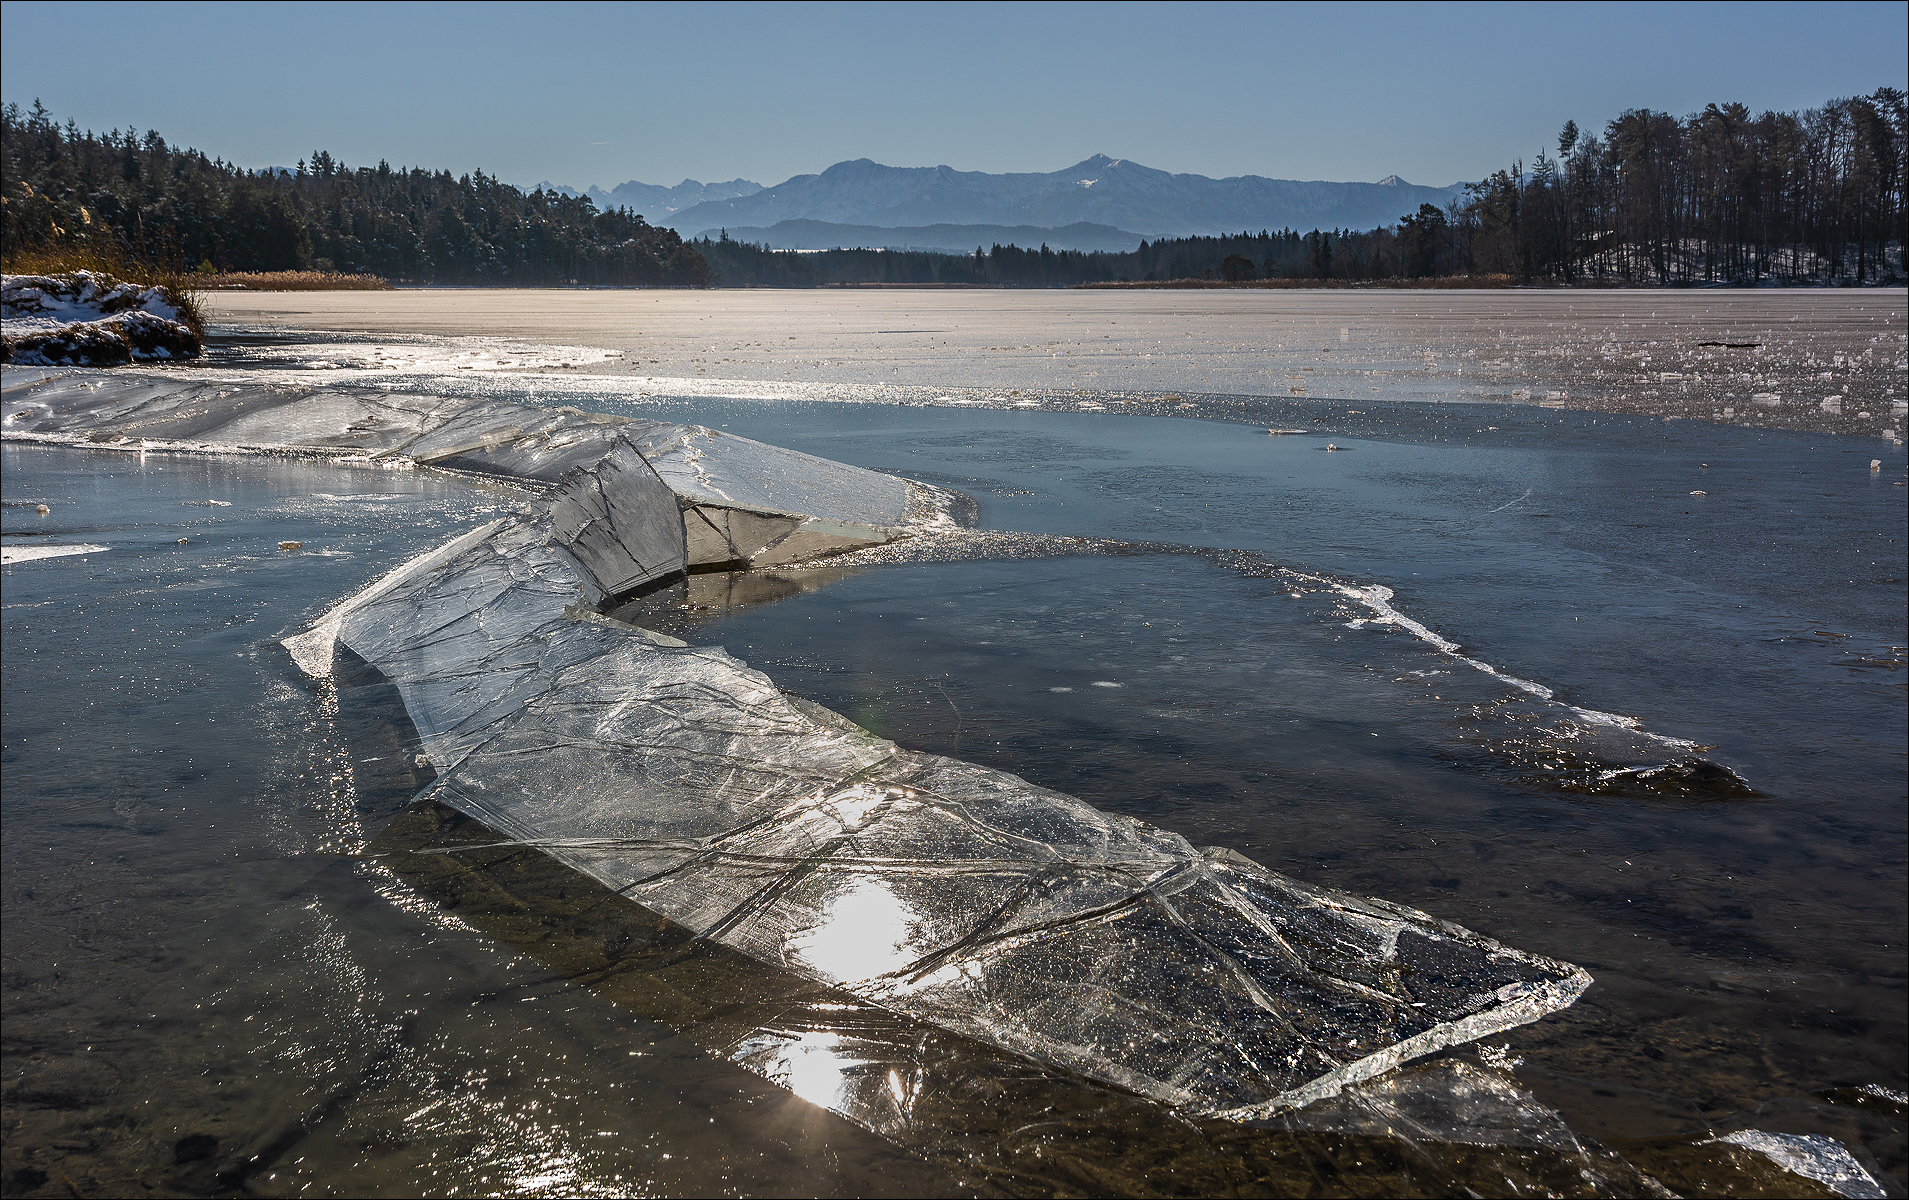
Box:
left=2, top=272, right=201, bottom=366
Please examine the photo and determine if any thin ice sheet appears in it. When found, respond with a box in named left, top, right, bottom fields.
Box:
left=316, top=444, right=1592, bottom=1118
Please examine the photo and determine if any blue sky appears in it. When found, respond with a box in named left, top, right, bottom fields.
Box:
left=2, top=1, right=1903, bottom=190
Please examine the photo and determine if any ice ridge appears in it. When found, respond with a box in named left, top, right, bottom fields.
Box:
left=0, top=370, right=925, bottom=572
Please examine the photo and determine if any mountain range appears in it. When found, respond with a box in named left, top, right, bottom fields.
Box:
left=535, top=155, right=1468, bottom=248
left=531, top=177, right=763, bottom=218
left=711, top=219, right=1153, bottom=254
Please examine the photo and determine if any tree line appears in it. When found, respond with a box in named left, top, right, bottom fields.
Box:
left=1, top=101, right=707, bottom=286
left=692, top=229, right=1401, bottom=286
left=703, top=89, right=1905, bottom=287
left=1457, top=89, right=1905, bottom=284
left=5, top=89, right=1901, bottom=287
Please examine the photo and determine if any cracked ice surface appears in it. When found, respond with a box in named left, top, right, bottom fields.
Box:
left=310, top=441, right=1592, bottom=1118
left=623, top=421, right=908, bottom=526
left=8, top=366, right=1594, bottom=1117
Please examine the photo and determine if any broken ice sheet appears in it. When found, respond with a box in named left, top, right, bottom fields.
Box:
left=74, top=364, right=1596, bottom=1134
left=1, top=372, right=918, bottom=570
left=309, top=441, right=1594, bottom=1122
left=370, top=795, right=1638, bottom=1196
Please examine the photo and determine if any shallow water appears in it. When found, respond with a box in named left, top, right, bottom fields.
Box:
left=0, top=446, right=957, bottom=1198
left=600, top=394, right=1905, bottom=1169
left=2, top=296, right=1906, bottom=1197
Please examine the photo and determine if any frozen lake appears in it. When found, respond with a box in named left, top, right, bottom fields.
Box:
left=205, top=287, right=1908, bottom=438
left=3, top=288, right=1905, bottom=1197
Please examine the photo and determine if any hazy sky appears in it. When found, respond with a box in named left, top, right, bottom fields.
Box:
left=3, top=1, right=1904, bottom=190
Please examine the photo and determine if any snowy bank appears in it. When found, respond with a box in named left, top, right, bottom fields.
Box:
left=1, top=272, right=202, bottom=366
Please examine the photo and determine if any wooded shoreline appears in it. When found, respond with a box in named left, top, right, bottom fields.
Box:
left=7, top=88, right=1902, bottom=290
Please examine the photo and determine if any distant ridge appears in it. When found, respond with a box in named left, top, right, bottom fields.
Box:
left=710, top=218, right=1151, bottom=254
left=532, top=177, right=762, bottom=218
left=534, top=157, right=1464, bottom=238
left=656, top=155, right=1467, bottom=239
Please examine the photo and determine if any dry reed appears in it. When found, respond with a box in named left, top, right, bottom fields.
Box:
left=2, top=242, right=207, bottom=334
left=198, top=271, right=393, bottom=291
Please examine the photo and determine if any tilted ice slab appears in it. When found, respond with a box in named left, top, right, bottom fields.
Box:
left=0, top=370, right=917, bottom=572
left=277, top=429, right=1592, bottom=1119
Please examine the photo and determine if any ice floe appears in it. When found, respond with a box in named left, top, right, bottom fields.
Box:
left=0, top=541, right=109, bottom=564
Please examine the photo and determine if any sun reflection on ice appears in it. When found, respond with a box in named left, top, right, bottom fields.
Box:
left=750, top=1031, right=857, bottom=1110
left=733, top=1028, right=919, bottom=1122
left=790, top=877, right=918, bottom=983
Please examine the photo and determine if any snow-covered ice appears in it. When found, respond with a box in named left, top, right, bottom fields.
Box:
left=0, top=541, right=109, bottom=564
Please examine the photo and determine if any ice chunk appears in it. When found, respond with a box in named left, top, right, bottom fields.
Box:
left=1286, top=1058, right=1583, bottom=1152
left=544, top=438, right=687, bottom=597
left=282, top=520, right=507, bottom=678
left=1717, top=1131, right=1889, bottom=1199
left=613, top=419, right=912, bottom=566
left=683, top=504, right=804, bottom=567
left=388, top=398, right=633, bottom=480
left=623, top=420, right=909, bottom=527
left=747, top=516, right=896, bottom=566
left=0, top=541, right=109, bottom=564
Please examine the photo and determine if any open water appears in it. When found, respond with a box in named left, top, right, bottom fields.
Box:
left=2, top=291, right=1905, bottom=1197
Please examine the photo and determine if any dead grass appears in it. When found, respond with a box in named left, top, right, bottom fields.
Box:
left=2, top=242, right=206, bottom=335
left=199, top=271, right=393, bottom=291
